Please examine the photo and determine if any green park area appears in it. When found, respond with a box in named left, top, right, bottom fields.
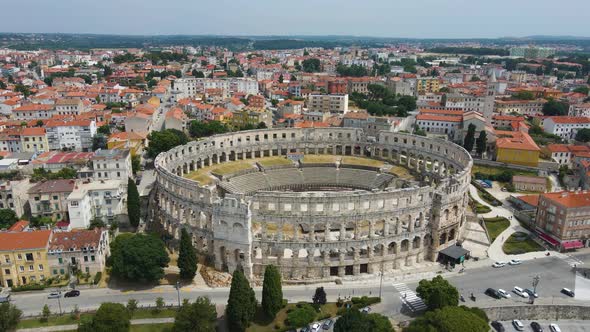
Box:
left=503, top=232, right=545, bottom=255
left=483, top=217, right=510, bottom=242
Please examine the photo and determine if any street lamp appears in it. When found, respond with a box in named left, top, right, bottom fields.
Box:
left=175, top=281, right=181, bottom=308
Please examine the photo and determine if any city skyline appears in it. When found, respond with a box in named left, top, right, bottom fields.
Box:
left=3, top=0, right=590, bottom=38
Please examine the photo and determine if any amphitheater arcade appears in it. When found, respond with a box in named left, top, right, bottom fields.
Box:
left=150, top=127, right=473, bottom=281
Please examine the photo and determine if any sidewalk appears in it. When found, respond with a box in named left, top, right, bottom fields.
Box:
left=17, top=318, right=174, bottom=332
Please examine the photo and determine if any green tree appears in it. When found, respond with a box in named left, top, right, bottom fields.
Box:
left=0, top=209, right=18, bottom=229
left=173, top=296, right=217, bottom=332
left=14, top=84, right=31, bottom=98
left=257, top=121, right=267, bottom=129
left=92, top=134, right=107, bottom=151
left=0, top=302, right=22, bottom=332
left=286, top=303, right=316, bottom=327
left=126, top=299, right=138, bottom=315
left=147, top=79, right=158, bottom=89
left=131, top=155, right=141, bottom=175
left=475, top=130, right=487, bottom=155
left=155, top=297, right=165, bottom=312
left=542, top=99, right=568, bottom=116
left=312, top=287, right=327, bottom=305
left=404, top=306, right=488, bottom=332
left=416, top=275, right=459, bottom=311
left=110, top=233, right=169, bottom=283
left=127, top=177, right=140, bottom=228
left=575, top=128, right=590, bottom=142
left=88, top=217, right=106, bottom=230
left=178, top=228, right=198, bottom=280
left=302, top=58, right=321, bottom=72
left=226, top=269, right=257, bottom=332
left=334, top=309, right=394, bottom=332
left=147, top=129, right=189, bottom=158
left=512, top=91, right=535, bottom=100
left=573, top=86, right=589, bottom=95
left=189, top=120, right=228, bottom=138
left=41, top=304, right=50, bottom=322
left=97, top=125, right=111, bottom=136
left=78, top=302, right=130, bottom=332
left=0, top=80, right=6, bottom=89
left=278, top=74, right=284, bottom=83
left=463, top=124, right=476, bottom=153
left=261, top=265, right=283, bottom=318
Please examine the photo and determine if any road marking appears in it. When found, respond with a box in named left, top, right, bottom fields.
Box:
left=562, top=255, right=584, bottom=268
left=392, top=283, right=427, bottom=312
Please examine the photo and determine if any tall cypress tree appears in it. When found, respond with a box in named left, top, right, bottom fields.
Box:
left=261, top=265, right=283, bottom=318
left=226, top=269, right=257, bottom=332
left=476, top=130, right=487, bottom=156
left=463, top=123, right=476, bottom=152
left=127, top=178, right=140, bottom=228
left=178, top=228, right=198, bottom=280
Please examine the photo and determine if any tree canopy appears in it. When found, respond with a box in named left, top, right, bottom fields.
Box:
left=31, top=167, right=77, bottom=182
left=302, top=58, right=321, bottom=72
left=575, top=128, right=590, bottom=142
left=189, top=120, right=229, bottom=138
left=261, top=265, right=283, bottom=318
left=542, top=99, right=568, bottom=116
left=226, top=269, right=257, bottom=332
left=178, top=228, right=198, bottom=280
left=110, top=233, right=169, bottom=283
left=0, top=302, right=22, bottom=332
left=312, top=287, right=327, bottom=305
left=336, top=63, right=369, bottom=77
left=416, top=275, right=459, bottom=311
left=334, top=309, right=394, bottom=332
left=78, top=302, right=130, bottom=332
left=147, top=129, right=189, bottom=158
left=127, top=177, right=140, bottom=228
left=475, top=130, right=487, bottom=155
left=404, top=306, right=488, bottom=332
left=463, top=124, right=476, bottom=152
left=0, top=209, right=18, bottom=229
left=173, top=296, right=217, bottom=332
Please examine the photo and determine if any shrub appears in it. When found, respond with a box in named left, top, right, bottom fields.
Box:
left=93, top=272, right=102, bottom=285
left=350, top=296, right=381, bottom=309
left=285, top=303, right=317, bottom=328
left=11, top=283, right=45, bottom=292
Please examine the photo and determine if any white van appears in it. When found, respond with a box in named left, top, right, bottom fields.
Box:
left=513, top=286, right=529, bottom=298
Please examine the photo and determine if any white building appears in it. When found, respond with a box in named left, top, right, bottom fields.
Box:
left=543, top=117, right=590, bottom=140
left=46, top=119, right=97, bottom=152
left=415, top=113, right=462, bottom=140
left=307, top=94, right=349, bottom=115
left=173, top=78, right=259, bottom=99
left=91, top=149, right=132, bottom=181
left=569, top=103, right=590, bottom=117
left=67, top=179, right=127, bottom=229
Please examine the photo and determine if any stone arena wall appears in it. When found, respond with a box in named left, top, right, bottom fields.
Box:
left=150, top=128, right=473, bottom=280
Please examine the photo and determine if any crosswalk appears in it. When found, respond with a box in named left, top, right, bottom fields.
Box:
left=563, top=255, right=584, bottom=268
left=392, top=283, right=427, bottom=312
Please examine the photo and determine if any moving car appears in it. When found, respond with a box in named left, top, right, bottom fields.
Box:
left=47, top=292, right=61, bottom=299
left=322, top=319, right=333, bottom=330
left=491, top=321, right=505, bottom=332
left=561, top=288, right=575, bottom=297
left=549, top=323, right=561, bottom=332
left=509, top=259, right=522, bottom=265
left=497, top=289, right=511, bottom=298
left=512, top=319, right=524, bottom=331
left=485, top=288, right=501, bottom=299
left=492, top=261, right=506, bottom=268
left=64, top=290, right=80, bottom=298
left=524, top=288, right=539, bottom=298
left=531, top=321, right=543, bottom=332
left=513, top=286, right=529, bottom=298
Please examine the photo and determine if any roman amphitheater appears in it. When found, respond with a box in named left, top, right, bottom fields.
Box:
left=150, top=127, right=473, bottom=281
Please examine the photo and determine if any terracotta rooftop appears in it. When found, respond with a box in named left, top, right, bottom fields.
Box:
left=0, top=230, right=51, bottom=251
left=541, top=191, right=590, bottom=208
left=49, top=228, right=104, bottom=251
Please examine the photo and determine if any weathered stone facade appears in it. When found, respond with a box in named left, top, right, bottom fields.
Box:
left=150, top=128, right=473, bottom=281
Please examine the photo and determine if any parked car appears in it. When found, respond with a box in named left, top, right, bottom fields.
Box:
left=485, top=288, right=501, bottom=299
left=512, top=319, right=524, bottom=331
left=310, top=323, right=321, bottom=332
left=549, top=323, right=561, bottom=332
left=561, top=288, right=575, bottom=297
left=531, top=321, right=543, bottom=332
left=497, top=289, right=511, bottom=298
left=513, top=286, right=529, bottom=298
left=491, top=321, right=505, bottom=332
left=64, top=290, right=80, bottom=298
left=361, top=306, right=371, bottom=313
left=524, top=288, right=539, bottom=298
left=509, top=259, right=522, bottom=265
left=47, top=292, right=61, bottom=299
left=0, top=293, right=10, bottom=303
left=299, top=327, right=311, bottom=332
left=492, top=261, right=507, bottom=268
left=322, top=319, right=333, bottom=330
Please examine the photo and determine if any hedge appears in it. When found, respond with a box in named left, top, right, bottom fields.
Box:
left=12, top=283, right=46, bottom=292
left=93, top=272, right=102, bottom=285
left=350, top=296, right=381, bottom=309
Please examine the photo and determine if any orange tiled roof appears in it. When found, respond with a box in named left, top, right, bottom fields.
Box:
left=0, top=230, right=51, bottom=251
left=541, top=191, right=590, bottom=208
left=416, top=114, right=462, bottom=123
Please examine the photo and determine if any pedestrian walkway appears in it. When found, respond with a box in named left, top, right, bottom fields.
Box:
left=562, top=255, right=584, bottom=268
left=17, top=317, right=174, bottom=332
left=392, top=282, right=427, bottom=312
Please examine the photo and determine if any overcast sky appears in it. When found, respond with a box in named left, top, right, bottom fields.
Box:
left=2, top=0, right=589, bottom=38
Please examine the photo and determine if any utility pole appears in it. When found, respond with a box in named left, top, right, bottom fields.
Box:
left=57, top=288, right=62, bottom=315
left=175, top=281, right=181, bottom=308
left=532, top=275, right=540, bottom=293
left=378, top=261, right=384, bottom=299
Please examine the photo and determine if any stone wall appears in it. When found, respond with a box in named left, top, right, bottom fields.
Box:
left=484, top=304, right=590, bottom=321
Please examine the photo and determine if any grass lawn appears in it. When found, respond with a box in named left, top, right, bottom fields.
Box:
left=483, top=217, right=511, bottom=242
left=475, top=204, right=491, bottom=214
left=503, top=232, right=545, bottom=255
left=210, top=161, right=254, bottom=175
left=17, top=309, right=177, bottom=329
left=247, top=303, right=338, bottom=332
left=256, top=156, right=293, bottom=167
left=389, top=165, right=413, bottom=180
left=130, top=323, right=174, bottom=331
left=301, top=155, right=338, bottom=164
left=341, top=156, right=384, bottom=167
left=471, top=164, right=538, bottom=177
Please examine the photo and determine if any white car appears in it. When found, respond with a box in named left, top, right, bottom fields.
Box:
left=513, top=286, right=529, bottom=298
left=497, top=289, right=511, bottom=298
left=47, top=292, right=61, bottom=299
left=492, top=261, right=507, bottom=268
left=549, top=323, right=561, bottom=332
left=310, top=323, right=321, bottom=332
left=509, top=259, right=522, bottom=265
left=513, top=319, right=524, bottom=331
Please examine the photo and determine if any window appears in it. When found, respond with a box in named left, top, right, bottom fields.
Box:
left=53, top=195, right=58, bottom=200
left=84, top=256, right=89, bottom=262
left=91, top=255, right=95, bottom=261
left=53, top=269, right=58, bottom=275
left=58, top=258, right=63, bottom=264
left=38, top=264, right=43, bottom=271
left=4, top=269, right=10, bottom=275
left=25, top=253, right=34, bottom=261
left=17, top=254, right=22, bottom=260
left=28, top=265, right=34, bottom=271
left=71, top=201, right=79, bottom=207
left=19, top=266, right=24, bottom=272
left=4, top=255, right=9, bottom=263
left=300, top=204, right=307, bottom=212
left=283, top=203, right=291, bottom=212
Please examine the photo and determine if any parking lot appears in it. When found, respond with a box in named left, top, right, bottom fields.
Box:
left=495, top=320, right=590, bottom=332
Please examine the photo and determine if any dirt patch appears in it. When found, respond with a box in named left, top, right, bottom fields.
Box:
left=199, top=265, right=232, bottom=287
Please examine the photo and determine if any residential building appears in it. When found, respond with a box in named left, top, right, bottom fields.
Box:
left=54, top=98, right=88, bottom=116
left=0, top=230, right=52, bottom=287
left=124, top=112, right=152, bottom=133
left=28, top=179, right=76, bottom=222
left=12, top=104, right=54, bottom=121
left=415, top=113, right=462, bottom=140
left=495, top=99, right=546, bottom=116
left=416, top=77, right=440, bottom=94
left=569, top=103, right=590, bottom=117
left=20, top=127, right=49, bottom=154
left=91, top=149, right=132, bottom=181
left=307, top=94, right=349, bottom=115
left=535, top=191, right=590, bottom=250
left=512, top=175, right=547, bottom=192
left=543, top=117, right=590, bottom=140
left=495, top=130, right=540, bottom=167
left=67, top=179, right=127, bottom=229
left=47, top=228, right=110, bottom=277
left=0, top=180, right=32, bottom=217
left=32, top=151, right=94, bottom=171
left=164, top=107, right=188, bottom=132
left=46, top=119, right=97, bottom=152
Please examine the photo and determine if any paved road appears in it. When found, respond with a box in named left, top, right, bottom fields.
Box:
left=11, top=253, right=590, bottom=317
left=496, top=320, right=590, bottom=332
